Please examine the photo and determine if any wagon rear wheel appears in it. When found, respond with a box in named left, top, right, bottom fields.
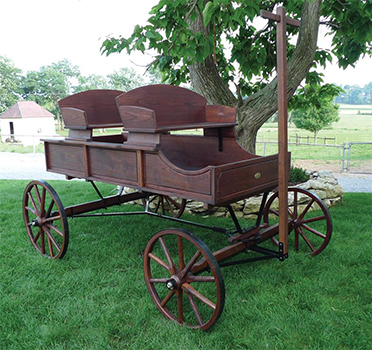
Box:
left=144, top=229, right=225, bottom=331
left=142, top=195, right=186, bottom=218
left=23, top=180, right=69, bottom=259
left=263, top=187, right=332, bottom=256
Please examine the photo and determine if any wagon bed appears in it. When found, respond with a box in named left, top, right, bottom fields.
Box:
left=44, top=85, right=283, bottom=206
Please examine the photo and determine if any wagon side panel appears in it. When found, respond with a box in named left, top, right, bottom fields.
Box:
left=45, top=142, right=85, bottom=178
left=214, top=155, right=282, bottom=205
left=144, top=152, right=212, bottom=202
left=88, top=147, right=138, bottom=186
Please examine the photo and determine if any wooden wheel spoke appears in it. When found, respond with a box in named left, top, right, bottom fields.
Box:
left=164, top=197, right=176, bottom=216
left=302, top=215, right=326, bottom=225
left=28, top=192, right=40, bottom=216
left=185, top=291, right=203, bottom=326
left=298, top=199, right=315, bottom=221
left=269, top=208, right=279, bottom=217
left=26, top=206, right=37, bottom=216
left=149, top=253, right=171, bottom=272
left=33, top=229, right=42, bottom=243
left=40, top=230, right=46, bottom=254
left=295, top=229, right=299, bottom=252
left=44, top=215, right=61, bottom=223
left=293, top=190, right=298, bottom=219
left=182, top=283, right=216, bottom=310
left=149, top=278, right=169, bottom=283
left=41, top=187, right=46, bottom=215
left=159, top=237, right=176, bottom=274
left=177, top=290, right=184, bottom=323
left=178, top=236, right=185, bottom=271
left=187, top=275, right=215, bottom=283
left=45, top=199, right=55, bottom=218
left=43, top=226, right=61, bottom=252
left=180, top=250, right=201, bottom=279
left=161, top=290, right=175, bottom=307
left=46, top=223, right=64, bottom=237
left=301, top=224, right=326, bottom=239
left=167, top=196, right=182, bottom=210
left=160, top=197, right=166, bottom=215
left=298, top=228, right=316, bottom=252
left=33, top=185, right=43, bottom=212
left=46, top=231, right=55, bottom=258
left=287, top=207, right=294, bottom=219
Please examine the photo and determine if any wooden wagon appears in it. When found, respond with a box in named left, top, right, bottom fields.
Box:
left=22, top=7, right=333, bottom=331
left=23, top=84, right=332, bottom=330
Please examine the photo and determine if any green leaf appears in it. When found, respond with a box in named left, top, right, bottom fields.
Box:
left=202, top=1, right=216, bottom=27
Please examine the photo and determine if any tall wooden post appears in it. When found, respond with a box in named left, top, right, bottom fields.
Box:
left=261, top=7, right=300, bottom=258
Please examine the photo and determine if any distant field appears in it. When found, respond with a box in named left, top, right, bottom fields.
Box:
left=258, top=104, right=372, bottom=144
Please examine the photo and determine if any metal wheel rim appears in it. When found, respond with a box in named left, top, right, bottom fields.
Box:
left=23, top=180, right=69, bottom=259
left=144, top=228, right=225, bottom=331
left=263, top=187, right=332, bottom=256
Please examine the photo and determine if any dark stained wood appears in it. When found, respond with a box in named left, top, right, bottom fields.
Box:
left=59, top=89, right=123, bottom=129
left=116, top=84, right=207, bottom=127
left=276, top=5, right=290, bottom=256
left=60, top=108, right=87, bottom=129
left=118, top=105, right=156, bottom=132
left=205, top=105, right=236, bottom=123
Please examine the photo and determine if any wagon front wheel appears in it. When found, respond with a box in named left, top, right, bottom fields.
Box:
left=263, top=187, right=332, bottom=256
left=144, top=229, right=225, bottom=331
left=23, top=180, right=69, bottom=259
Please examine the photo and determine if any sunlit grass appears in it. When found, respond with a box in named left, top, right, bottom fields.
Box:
left=0, top=180, right=371, bottom=349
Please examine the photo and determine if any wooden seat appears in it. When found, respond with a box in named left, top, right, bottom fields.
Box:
left=59, top=89, right=123, bottom=140
left=116, top=84, right=237, bottom=133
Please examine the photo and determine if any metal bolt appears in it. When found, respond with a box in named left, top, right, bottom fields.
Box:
left=166, top=280, right=175, bottom=290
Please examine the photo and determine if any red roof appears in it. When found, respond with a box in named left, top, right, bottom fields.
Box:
left=0, top=101, right=54, bottom=119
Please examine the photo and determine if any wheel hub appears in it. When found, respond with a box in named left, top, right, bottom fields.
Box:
left=31, top=218, right=43, bottom=227
left=166, top=279, right=177, bottom=290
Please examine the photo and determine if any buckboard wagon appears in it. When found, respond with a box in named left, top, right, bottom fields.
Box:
left=23, top=84, right=332, bottom=330
left=22, top=8, right=333, bottom=331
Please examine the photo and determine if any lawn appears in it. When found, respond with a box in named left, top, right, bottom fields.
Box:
left=0, top=180, right=371, bottom=349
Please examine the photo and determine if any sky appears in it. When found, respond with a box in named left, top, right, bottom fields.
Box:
left=1, top=0, right=371, bottom=87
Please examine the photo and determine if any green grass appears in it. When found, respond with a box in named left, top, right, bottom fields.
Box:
left=1, top=180, right=371, bottom=349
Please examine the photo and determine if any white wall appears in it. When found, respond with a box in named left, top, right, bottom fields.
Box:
left=0, top=117, right=56, bottom=146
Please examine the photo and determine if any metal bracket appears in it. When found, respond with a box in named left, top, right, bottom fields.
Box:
left=278, top=242, right=288, bottom=261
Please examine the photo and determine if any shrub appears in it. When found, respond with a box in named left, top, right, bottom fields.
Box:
left=290, top=166, right=310, bottom=184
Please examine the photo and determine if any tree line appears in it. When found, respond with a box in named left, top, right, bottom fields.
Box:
left=0, top=55, right=157, bottom=128
left=335, top=83, right=372, bottom=105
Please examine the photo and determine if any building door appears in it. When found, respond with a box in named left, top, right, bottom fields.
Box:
left=9, top=122, right=15, bottom=140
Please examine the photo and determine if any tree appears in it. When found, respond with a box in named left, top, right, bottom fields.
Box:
left=107, top=67, right=146, bottom=91
left=0, top=56, right=23, bottom=113
left=22, top=59, right=81, bottom=129
left=101, top=0, right=372, bottom=152
left=73, top=74, right=109, bottom=93
left=292, top=103, right=339, bottom=141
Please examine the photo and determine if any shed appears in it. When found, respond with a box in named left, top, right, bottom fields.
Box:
left=0, top=101, right=56, bottom=146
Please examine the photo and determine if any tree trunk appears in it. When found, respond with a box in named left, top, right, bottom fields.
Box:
left=188, top=0, right=323, bottom=154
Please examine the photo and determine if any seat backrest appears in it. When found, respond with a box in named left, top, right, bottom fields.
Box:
left=59, top=89, right=123, bottom=129
left=116, top=85, right=207, bottom=131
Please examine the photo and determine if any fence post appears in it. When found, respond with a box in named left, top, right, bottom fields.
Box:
left=263, top=142, right=267, bottom=156
left=346, top=143, right=352, bottom=173
left=341, top=142, right=346, bottom=172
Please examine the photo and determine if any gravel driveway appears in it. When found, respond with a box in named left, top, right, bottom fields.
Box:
left=0, top=152, right=371, bottom=192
